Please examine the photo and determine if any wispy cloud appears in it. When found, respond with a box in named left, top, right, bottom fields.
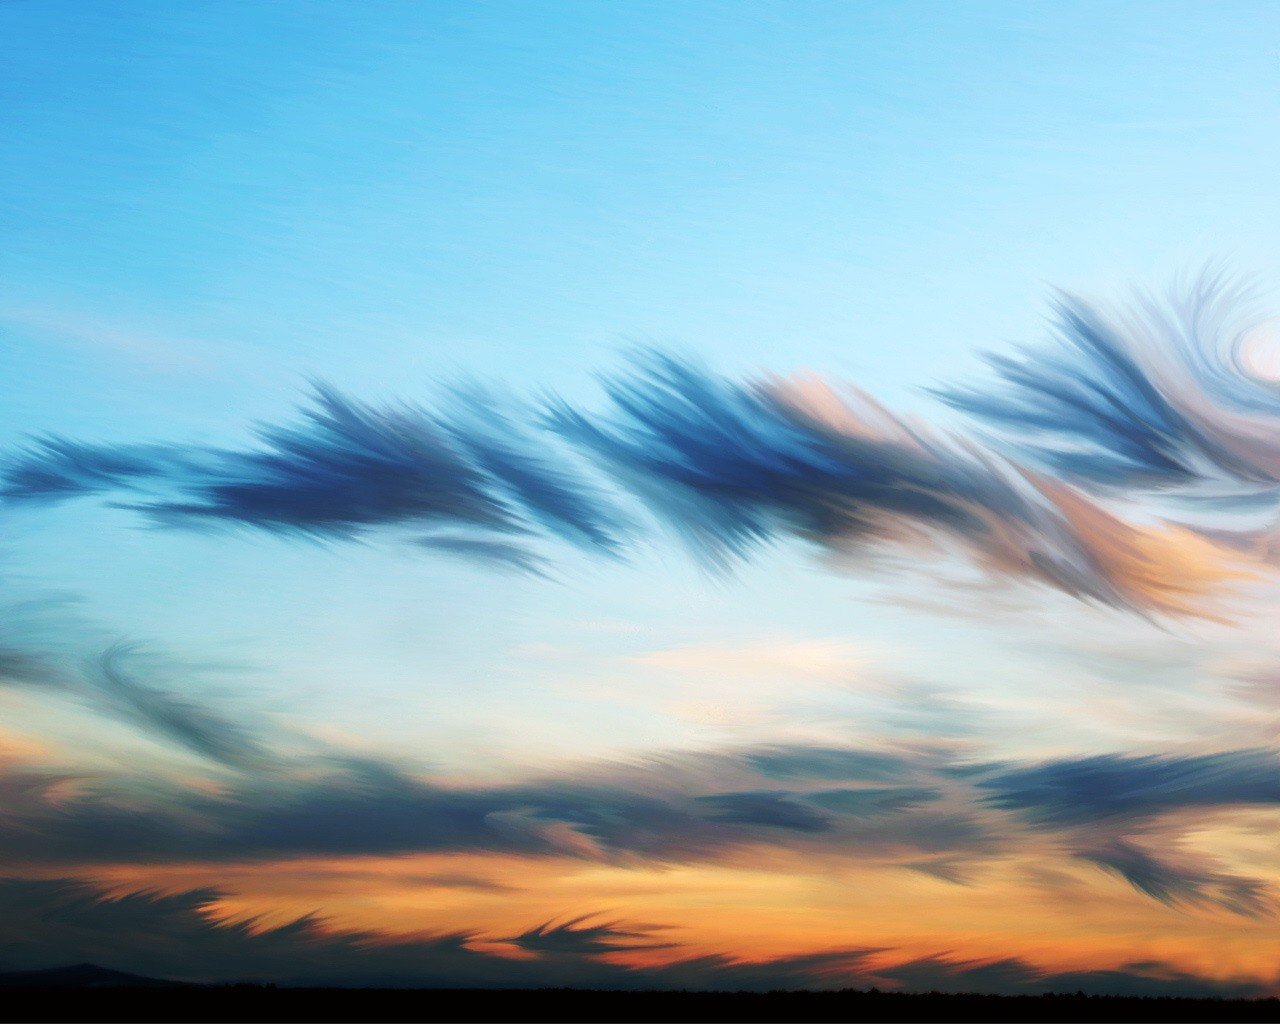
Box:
left=979, top=749, right=1280, bottom=826
left=0, top=876, right=1264, bottom=995
left=7, top=278, right=1279, bottom=617
left=939, top=272, right=1280, bottom=494
left=2, top=384, right=627, bottom=567
left=501, top=913, right=679, bottom=957
left=0, top=596, right=267, bottom=769
left=3, top=733, right=1278, bottom=917
left=557, top=356, right=1250, bottom=617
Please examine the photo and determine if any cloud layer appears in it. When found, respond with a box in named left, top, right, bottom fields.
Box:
left=0, top=876, right=1266, bottom=996
left=8, top=277, right=1278, bottom=618
left=6, top=275, right=1280, bottom=991
left=3, top=734, right=1277, bottom=918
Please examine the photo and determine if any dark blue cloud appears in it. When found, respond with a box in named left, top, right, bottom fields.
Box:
left=979, top=749, right=1280, bottom=826
left=3, top=384, right=627, bottom=568
left=695, top=791, right=831, bottom=832
left=938, top=296, right=1205, bottom=487
left=1082, top=840, right=1272, bottom=917
left=878, top=952, right=1261, bottom=1000
left=745, top=746, right=919, bottom=783
left=547, top=353, right=996, bottom=572
left=0, top=439, right=205, bottom=502
left=0, top=745, right=974, bottom=867
left=976, top=748, right=1280, bottom=916
left=413, top=534, right=552, bottom=577
left=548, top=352, right=1243, bottom=616
left=502, top=914, right=678, bottom=957
left=1, top=338, right=1256, bottom=615
left=808, top=786, right=940, bottom=817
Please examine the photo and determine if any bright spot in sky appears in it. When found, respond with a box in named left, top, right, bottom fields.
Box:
left=1235, top=319, right=1280, bottom=384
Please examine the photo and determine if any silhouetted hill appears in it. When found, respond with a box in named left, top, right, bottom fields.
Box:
left=0, top=963, right=180, bottom=989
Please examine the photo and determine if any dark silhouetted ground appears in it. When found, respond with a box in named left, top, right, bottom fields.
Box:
left=6, top=978, right=1280, bottom=1023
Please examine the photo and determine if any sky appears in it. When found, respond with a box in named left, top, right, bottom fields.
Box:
left=5, top=0, right=1280, bottom=995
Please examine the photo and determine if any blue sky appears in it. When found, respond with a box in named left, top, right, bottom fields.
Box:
left=6, top=0, right=1280, bottom=993
left=1, top=0, right=1276, bottom=767
left=6, top=0, right=1280, bottom=757
left=9, top=1, right=1280, bottom=412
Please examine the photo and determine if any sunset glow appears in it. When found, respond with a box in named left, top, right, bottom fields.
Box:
left=5, top=0, right=1280, bottom=1000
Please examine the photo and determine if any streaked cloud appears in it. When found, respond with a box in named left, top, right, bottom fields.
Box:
left=940, top=273, right=1280, bottom=495
left=5, top=274, right=1280, bottom=981
left=501, top=913, right=679, bottom=956
left=979, top=749, right=1280, bottom=826
left=559, top=356, right=1250, bottom=617
left=0, top=876, right=1265, bottom=996
left=8, top=279, right=1278, bottom=618
left=4, top=731, right=1278, bottom=918
left=3, top=384, right=627, bottom=566
left=0, top=595, right=267, bottom=769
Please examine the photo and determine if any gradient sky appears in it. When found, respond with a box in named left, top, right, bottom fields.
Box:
left=5, top=0, right=1280, bottom=995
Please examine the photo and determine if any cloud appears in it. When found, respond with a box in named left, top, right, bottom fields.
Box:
left=0, top=742, right=966, bottom=868
left=9, top=274, right=1280, bottom=984
left=3, top=733, right=1277, bottom=917
left=85, top=644, right=267, bottom=770
left=978, top=748, right=1280, bottom=915
left=0, top=876, right=496, bottom=989
left=0, top=877, right=1265, bottom=995
left=414, top=872, right=515, bottom=893
left=744, top=746, right=917, bottom=783
left=0, top=597, right=266, bottom=769
left=1081, top=840, right=1272, bottom=917
left=501, top=913, right=679, bottom=957
left=0, top=439, right=205, bottom=503
left=3, top=384, right=626, bottom=566
left=5, top=283, right=1272, bottom=617
left=938, top=272, right=1280, bottom=494
left=551, top=353, right=1249, bottom=617
left=808, top=786, right=940, bottom=816
left=978, top=749, right=1280, bottom=826
left=413, top=534, right=552, bottom=577
left=875, top=951, right=1261, bottom=1000
left=694, top=791, right=832, bottom=832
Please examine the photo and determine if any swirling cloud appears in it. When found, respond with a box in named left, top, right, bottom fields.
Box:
left=0, top=597, right=266, bottom=769
left=940, top=274, right=1280, bottom=494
